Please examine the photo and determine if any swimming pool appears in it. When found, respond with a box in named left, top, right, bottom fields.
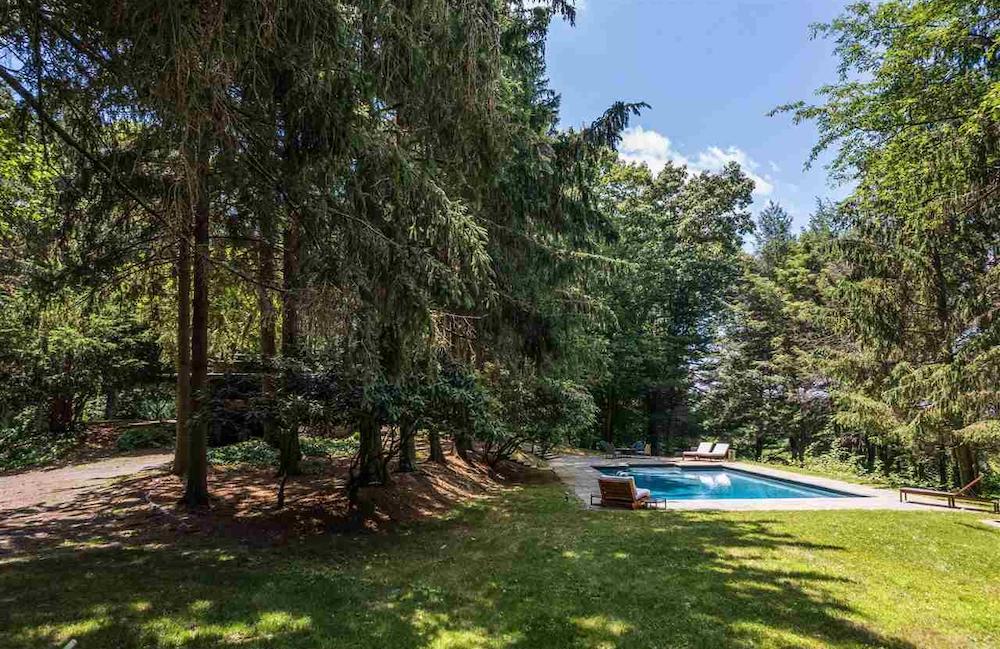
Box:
left=597, top=465, right=857, bottom=500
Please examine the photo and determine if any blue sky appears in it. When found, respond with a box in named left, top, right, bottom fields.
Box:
left=544, top=0, right=855, bottom=230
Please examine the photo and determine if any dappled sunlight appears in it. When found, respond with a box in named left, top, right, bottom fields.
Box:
left=1, top=485, right=994, bottom=648
left=571, top=615, right=631, bottom=635
left=409, top=609, right=521, bottom=649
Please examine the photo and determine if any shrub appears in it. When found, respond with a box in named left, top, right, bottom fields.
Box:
left=208, top=434, right=358, bottom=468
left=115, top=425, right=175, bottom=451
left=0, top=418, right=81, bottom=472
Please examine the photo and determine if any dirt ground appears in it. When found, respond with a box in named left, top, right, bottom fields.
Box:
left=0, top=451, right=173, bottom=512
left=0, top=446, right=556, bottom=556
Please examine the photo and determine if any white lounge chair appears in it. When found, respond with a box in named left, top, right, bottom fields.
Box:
left=700, top=443, right=730, bottom=461
left=682, top=442, right=713, bottom=459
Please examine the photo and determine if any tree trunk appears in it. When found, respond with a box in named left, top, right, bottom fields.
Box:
left=953, top=443, right=977, bottom=490
left=48, top=354, right=74, bottom=433
left=455, top=429, right=473, bottom=460
left=398, top=418, right=418, bottom=473
left=183, top=138, right=210, bottom=508
left=600, top=393, right=615, bottom=443
left=646, top=386, right=675, bottom=456
left=753, top=432, right=764, bottom=461
left=428, top=429, right=446, bottom=463
left=281, top=212, right=301, bottom=358
left=104, top=389, right=117, bottom=420
left=356, top=414, right=383, bottom=486
left=173, top=233, right=192, bottom=476
left=259, top=222, right=301, bottom=481
left=278, top=210, right=302, bottom=476
left=258, top=228, right=277, bottom=396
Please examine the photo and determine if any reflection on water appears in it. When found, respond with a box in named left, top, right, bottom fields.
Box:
left=598, top=466, right=848, bottom=500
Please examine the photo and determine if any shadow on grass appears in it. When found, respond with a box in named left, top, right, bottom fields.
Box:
left=0, top=484, right=923, bottom=648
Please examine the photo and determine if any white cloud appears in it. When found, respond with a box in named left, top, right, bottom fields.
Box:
left=618, top=127, right=689, bottom=172
left=618, top=126, right=774, bottom=197
left=769, top=160, right=781, bottom=173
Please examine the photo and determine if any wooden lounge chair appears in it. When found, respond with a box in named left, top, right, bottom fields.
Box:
left=591, top=475, right=659, bottom=509
left=682, top=442, right=713, bottom=459
left=899, top=476, right=999, bottom=512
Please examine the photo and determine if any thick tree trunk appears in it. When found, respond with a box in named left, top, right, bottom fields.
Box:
left=183, top=139, right=210, bottom=508
left=953, top=443, right=977, bottom=490
left=398, top=418, right=418, bottom=473
left=428, top=429, right=446, bottom=463
left=356, top=414, right=383, bottom=485
left=173, top=233, right=192, bottom=476
left=455, top=429, right=473, bottom=460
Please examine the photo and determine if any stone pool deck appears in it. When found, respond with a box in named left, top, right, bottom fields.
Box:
left=550, top=453, right=969, bottom=512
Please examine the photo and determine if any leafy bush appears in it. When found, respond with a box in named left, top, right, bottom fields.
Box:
left=477, top=365, right=597, bottom=466
left=0, top=419, right=81, bottom=472
left=115, top=425, right=175, bottom=451
left=208, top=434, right=358, bottom=468
left=208, top=438, right=277, bottom=467
left=0, top=306, right=165, bottom=434
left=300, top=434, right=359, bottom=459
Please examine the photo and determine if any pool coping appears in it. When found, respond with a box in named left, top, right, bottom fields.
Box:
left=549, top=453, right=965, bottom=511
left=593, top=463, right=866, bottom=498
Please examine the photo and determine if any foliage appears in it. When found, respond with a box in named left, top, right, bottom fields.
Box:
left=0, top=419, right=81, bottom=472
left=115, top=425, right=174, bottom=452
left=698, top=1, right=1000, bottom=490
left=591, top=159, right=753, bottom=451
left=208, top=434, right=359, bottom=468
left=478, top=365, right=597, bottom=465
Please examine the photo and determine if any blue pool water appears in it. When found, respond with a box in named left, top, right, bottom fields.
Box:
left=598, top=466, right=854, bottom=500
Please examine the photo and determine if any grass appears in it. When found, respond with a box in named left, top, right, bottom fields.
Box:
left=2, top=483, right=998, bottom=648
left=741, top=457, right=1000, bottom=499
left=737, top=458, right=896, bottom=489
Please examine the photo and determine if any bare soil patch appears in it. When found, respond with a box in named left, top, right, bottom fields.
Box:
left=0, top=448, right=557, bottom=556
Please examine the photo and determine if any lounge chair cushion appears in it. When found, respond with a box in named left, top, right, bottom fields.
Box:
left=705, top=443, right=729, bottom=458
left=689, top=442, right=713, bottom=455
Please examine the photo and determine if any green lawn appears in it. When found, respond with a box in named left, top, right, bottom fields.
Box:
left=3, top=483, right=998, bottom=649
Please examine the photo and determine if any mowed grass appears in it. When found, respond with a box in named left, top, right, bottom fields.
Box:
left=2, top=483, right=998, bottom=649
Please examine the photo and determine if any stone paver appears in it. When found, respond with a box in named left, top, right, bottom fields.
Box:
left=550, top=453, right=976, bottom=512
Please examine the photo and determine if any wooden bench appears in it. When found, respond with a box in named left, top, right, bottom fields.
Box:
left=900, top=476, right=998, bottom=512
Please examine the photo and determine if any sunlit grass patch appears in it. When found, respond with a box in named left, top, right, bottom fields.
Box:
left=2, top=483, right=997, bottom=649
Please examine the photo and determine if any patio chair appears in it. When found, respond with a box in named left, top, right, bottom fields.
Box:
left=591, top=474, right=657, bottom=509
left=597, top=440, right=618, bottom=458
left=900, top=475, right=999, bottom=512
left=682, top=442, right=713, bottom=459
